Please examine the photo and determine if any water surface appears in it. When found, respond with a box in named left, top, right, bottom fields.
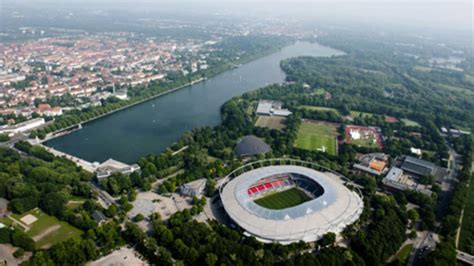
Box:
left=46, top=42, right=343, bottom=163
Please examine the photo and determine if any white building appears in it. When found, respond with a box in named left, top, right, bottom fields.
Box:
left=349, top=129, right=361, bottom=140
left=95, top=158, right=141, bottom=179
left=0, top=118, right=45, bottom=136
left=256, top=100, right=292, bottom=117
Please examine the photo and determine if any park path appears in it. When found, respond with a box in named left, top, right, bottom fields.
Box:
left=32, top=224, right=61, bottom=242
left=455, top=162, right=474, bottom=248
left=6, top=215, right=29, bottom=231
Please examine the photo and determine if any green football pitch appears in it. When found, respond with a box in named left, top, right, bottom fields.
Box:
left=254, top=187, right=312, bottom=210
left=294, top=121, right=337, bottom=155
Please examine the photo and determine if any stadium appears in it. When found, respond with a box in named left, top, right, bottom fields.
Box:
left=220, top=159, right=363, bottom=244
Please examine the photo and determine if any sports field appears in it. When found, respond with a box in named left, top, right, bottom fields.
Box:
left=294, top=121, right=337, bottom=155
left=10, top=209, right=82, bottom=249
left=254, top=187, right=311, bottom=210
left=255, top=116, right=285, bottom=130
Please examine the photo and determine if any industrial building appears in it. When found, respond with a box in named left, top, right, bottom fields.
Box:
left=256, top=100, right=292, bottom=117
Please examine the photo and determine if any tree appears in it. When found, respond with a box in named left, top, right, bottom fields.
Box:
left=134, top=214, right=145, bottom=222
left=320, top=232, right=336, bottom=247
left=407, top=209, right=419, bottom=222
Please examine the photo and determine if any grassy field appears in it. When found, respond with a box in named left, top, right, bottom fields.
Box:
left=254, top=188, right=311, bottom=210
left=311, top=88, right=326, bottom=95
left=459, top=172, right=474, bottom=254
left=414, top=65, right=432, bottom=72
left=393, top=244, right=413, bottom=264
left=465, top=75, right=474, bottom=84
left=0, top=216, right=13, bottom=227
left=65, top=200, right=84, bottom=210
left=401, top=118, right=421, bottom=127
left=436, top=83, right=474, bottom=95
left=255, top=116, right=286, bottom=130
left=300, top=105, right=340, bottom=114
left=294, top=121, right=338, bottom=155
left=350, top=110, right=375, bottom=118
left=10, top=209, right=82, bottom=249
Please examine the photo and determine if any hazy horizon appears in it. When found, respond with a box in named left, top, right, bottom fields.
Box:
left=1, top=0, right=472, bottom=33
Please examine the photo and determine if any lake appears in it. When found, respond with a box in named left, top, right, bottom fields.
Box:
left=46, top=42, right=343, bottom=163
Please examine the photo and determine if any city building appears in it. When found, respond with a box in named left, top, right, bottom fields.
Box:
left=353, top=153, right=389, bottom=175
left=382, top=167, right=432, bottom=195
left=179, top=178, right=207, bottom=197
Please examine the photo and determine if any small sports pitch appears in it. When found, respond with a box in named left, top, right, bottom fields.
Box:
left=255, top=116, right=286, bottom=130
left=9, top=209, right=82, bottom=249
left=294, top=120, right=338, bottom=155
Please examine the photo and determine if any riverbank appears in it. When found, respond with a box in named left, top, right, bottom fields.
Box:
left=45, top=42, right=344, bottom=163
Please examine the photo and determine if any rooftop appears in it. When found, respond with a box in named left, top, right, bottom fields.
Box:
left=234, top=135, right=271, bottom=157
left=220, top=165, right=363, bottom=244
left=401, top=156, right=435, bottom=177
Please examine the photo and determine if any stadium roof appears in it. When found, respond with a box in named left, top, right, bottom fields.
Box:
left=234, top=135, right=271, bottom=157
left=220, top=165, right=363, bottom=244
left=401, top=156, right=435, bottom=176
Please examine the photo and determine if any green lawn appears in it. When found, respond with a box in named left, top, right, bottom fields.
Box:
left=65, top=200, right=85, bottom=210
left=0, top=216, right=13, bottom=227
left=350, top=110, right=375, bottom=118
left=254, top=188, right=311, bottom=210
left=311, top=88, right=326, bottom=95
left=459, top=172, right=474, bottom=253
left=10, top=209, right=82, bottom=249
left=401, top=118, right=421, bottom=127
left=465, top=74, right=474, bottom=83
left=394, top=244, right=413, bottom=263
left=300, top=105, right=340, bottom=114
left=294, top=121, right=337, bottom=155
left=414, top=65, right=432, bottom=72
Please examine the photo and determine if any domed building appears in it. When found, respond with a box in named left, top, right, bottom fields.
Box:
left=234, top=135, right=271, bottom=157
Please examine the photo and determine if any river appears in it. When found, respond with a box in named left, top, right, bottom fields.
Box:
left=45, top=42, right=344, bottom=163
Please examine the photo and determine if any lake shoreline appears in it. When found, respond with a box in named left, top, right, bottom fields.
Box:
left=45, top=42, right=343, bottom=163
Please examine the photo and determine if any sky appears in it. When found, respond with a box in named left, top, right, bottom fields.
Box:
left=2, top=0, right=472, bottom=32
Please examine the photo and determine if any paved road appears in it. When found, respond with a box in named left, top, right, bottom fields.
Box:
left=0, top=244, right=19, bottom=266
left=408, top=141, right=460, bottom=266
left=457, top=250, right=474, bottom=265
